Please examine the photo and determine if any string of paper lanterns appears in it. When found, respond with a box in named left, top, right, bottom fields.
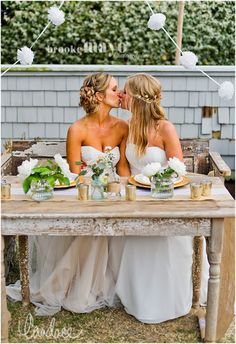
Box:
left=145, top=0, right=234, bottom=100
left=1, top=1, right=65, bottom=76
left=1, top=0, right=234, bottom=101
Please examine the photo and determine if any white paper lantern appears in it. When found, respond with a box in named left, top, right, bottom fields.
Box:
left=17, top=46, right=34, bottom=65
left=48, top=6, right=65, bottom=26
left=148, top=13, right=166, bottom=31
left=179, top=51, right=198, bottom=70
left=218, top=81, right=234, bottom=100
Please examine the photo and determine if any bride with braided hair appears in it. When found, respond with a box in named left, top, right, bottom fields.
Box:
left=67, top=72, right=130, bottom=176
left=110, top=73, right=208, bottom=323
left=7, top=72, right=130, bottom=316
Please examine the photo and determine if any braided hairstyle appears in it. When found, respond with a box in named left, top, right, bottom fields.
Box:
left=80, top=72, right=112, bottom=114
left=126, top=73, right=166, bottom=157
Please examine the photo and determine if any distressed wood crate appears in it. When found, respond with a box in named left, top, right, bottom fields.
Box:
left=1, top=139, right=231, bottom=179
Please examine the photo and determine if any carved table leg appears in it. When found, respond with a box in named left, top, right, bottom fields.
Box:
left=192, top=236, right=203, bottom=309
left=18, top=235, right=30, bottom=307
left=1, top=236, right=11, bottom=343
left=205, top=219, right=224, bottom=342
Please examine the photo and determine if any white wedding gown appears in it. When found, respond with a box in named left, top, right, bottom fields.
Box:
left=109, top=143, right=206, bottom=323
left=6, top=146, right=121, bottom=316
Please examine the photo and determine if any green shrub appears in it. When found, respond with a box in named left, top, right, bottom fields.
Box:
left=1, top=1, right=235, bottom=65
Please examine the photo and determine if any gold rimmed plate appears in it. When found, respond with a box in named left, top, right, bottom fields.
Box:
left=128, top=175, right=189, bottom=189
left=54, top=176, right=85, bottom=189
left=54, top=180, right=77, bottom=189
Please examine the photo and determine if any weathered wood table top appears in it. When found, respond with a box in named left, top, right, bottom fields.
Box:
left=1, top=174, right=234, bottom=236
left=1, top=173, right=235, bottom=343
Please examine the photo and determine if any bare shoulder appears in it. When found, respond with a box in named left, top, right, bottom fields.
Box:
left=111, top=116, right=129, bottom=134
left=67, top=117, right=87, bottom=141
left=67, top=117, right=87, bottom=135
left=158, top=120, right=177, bottom=136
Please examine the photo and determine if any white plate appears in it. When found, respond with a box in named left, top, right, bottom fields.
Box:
left=134, top=174, right=151, bottom=185
left=134, top=174, right=183, bottom=186
left=172, top=175, right=183, bottom=184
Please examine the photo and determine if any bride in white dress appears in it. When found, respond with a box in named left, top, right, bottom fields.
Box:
left=7, top=72, right=130, bottom=316
left=110, top=73, right=195, bottom=323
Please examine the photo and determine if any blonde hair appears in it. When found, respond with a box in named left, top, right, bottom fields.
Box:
left=80, top=72, right=112, bottom=114
left=126, top=73, right=166, bottom=157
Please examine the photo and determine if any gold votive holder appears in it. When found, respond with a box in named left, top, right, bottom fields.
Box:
left=78, top=183, right=89, bottom=200
left=107, top=181, right=121, bottom=199
left=125, top=184, right=136, bottom=201
left=201, top=180, right=212, bottom=196
left=190, top=183, right=202, bottom=200
left=1, top=180, right=11, bottom=200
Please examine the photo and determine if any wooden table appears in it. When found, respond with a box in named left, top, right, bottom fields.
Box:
left=1, top=174, right=235, bottom=343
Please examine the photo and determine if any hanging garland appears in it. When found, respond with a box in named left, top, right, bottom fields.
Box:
left=1, top=0, right=234, bottom=101
left=145, top=0, right=234, bottom=100
left=1, top=1, right=65, bottom=76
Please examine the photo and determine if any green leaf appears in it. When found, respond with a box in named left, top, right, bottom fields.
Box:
left=45, top=176, right=55, bottom=188
left=32, top=167, right=51, bottom=174
left=31, top=176, right=40, bottom=183
left=75, top=161, right=83, bottom=166
left=22, top=176, right=32, bottom=194
left=62, top=177, right=70, bottom=185
left=47, top=159, right=54, bottom=165
left=55, top=175, right=70, bottom=186
left=79, top=170, right=87, bottom=176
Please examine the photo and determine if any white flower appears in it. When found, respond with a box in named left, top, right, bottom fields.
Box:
left=17, top=46, right=34, bottom=65
left=87, top=159, right=98, bottom=166
left=48, top=6, right=65, bottom=26
left=179, top=51, right=198, bottom=70
left=147, top=13, right=166, bottom=31
left=142, top=162, right=162, bottom=177
left=17, top=158, right=38, bottom=180
left=54, top=154, right=74, bottom=179
left=218, top=81, right=234, bottom=100
left=168, top=157, right=186, bottom=176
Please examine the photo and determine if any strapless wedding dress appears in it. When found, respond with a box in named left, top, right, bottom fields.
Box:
left=6, top=146, right=120, bottom=316
left=110, top=143, right=194, bottom=323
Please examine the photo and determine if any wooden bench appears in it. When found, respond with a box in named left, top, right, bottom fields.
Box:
left=1, top=139, right=232, bottom=313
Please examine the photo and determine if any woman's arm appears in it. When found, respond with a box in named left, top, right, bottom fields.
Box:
left=116, top=122, right=131, bottom=176
left=160, top=121, right=183, bottom=160
left=66, top=125, right=83, bottom=173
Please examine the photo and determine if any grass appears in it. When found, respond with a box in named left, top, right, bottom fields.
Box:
left=7, top=301, right=235, bottom=343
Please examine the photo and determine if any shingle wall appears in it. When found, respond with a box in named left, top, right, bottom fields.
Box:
left=1, top=65, right=235, bottom=170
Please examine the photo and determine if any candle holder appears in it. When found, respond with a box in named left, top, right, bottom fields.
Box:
left=201, top=180, right=212, bottom=196
left=78, top=183, right=89, bottom=200
left=190, top=183, right=202, bottom=200
left=107, top=181, right=121, bottom=199
left=125, top=184, right=136, bottom=201
left=1, top=179, right=11, bottom=199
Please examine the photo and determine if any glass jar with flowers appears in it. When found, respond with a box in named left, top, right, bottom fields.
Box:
left=142, top=157, right=187, bottom=199
left=76, top=149, right=119, bottom=200
left=17, top=154, right=76, bottom=201
left=76, top=157, right=107, bottom=200
left=103, top=146, right=121, bottom=199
